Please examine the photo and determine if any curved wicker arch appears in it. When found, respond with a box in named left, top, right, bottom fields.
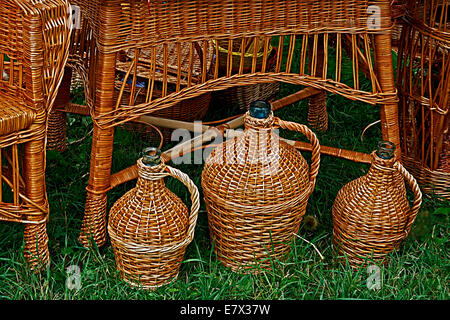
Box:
left=94, top=71, right=398, bottom=129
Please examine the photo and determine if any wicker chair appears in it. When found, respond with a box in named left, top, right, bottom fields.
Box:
left=0, top=0, right=71, bottom=269
left=72, top=0, right=402, bottom=248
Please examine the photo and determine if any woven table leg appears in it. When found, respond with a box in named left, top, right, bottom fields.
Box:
left=307, top=91, right=328, bottom=132
left=374, top=33, right=401, bottom=158
left=47, top=67, right=71, bottom=152
left=47, top=110, right=67, bottom=152
left=79, top=192, right=108, bottom=247
left=24, top=223, right=49, bottom=270
left=79, top=52, right=117, bottom=249
left=22, top=128, right=50, bottom=270
left=307, top=34, right=328, bottom=132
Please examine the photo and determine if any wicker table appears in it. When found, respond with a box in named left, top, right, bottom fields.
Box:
left=71, top=0, right=403, bottom=248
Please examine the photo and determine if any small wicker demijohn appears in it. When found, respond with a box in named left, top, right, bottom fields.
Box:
left=202, top=100, right=321, bottom=272
left=108, top=148, right=199, bottom=289
left=332, top=141, right=423, bottom=267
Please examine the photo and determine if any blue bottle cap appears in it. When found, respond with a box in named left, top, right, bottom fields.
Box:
left=249, top=100, right=272, bottom=119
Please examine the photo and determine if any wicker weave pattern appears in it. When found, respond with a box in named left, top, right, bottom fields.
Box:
left=333, top=151, right=422, bottom=267
left=114, top=43, right=213, bottom=141
left=0, top=96, right=36, bottom=136
left=47, top=67, right=72, bottom=152
left=79, top=0, right=394, bottom=55
left=202, top=111, right=320, bottom=271
left=108, top=158, right=199, bottom=288
left=308, top=91, right=328, bottom=132
left=71, top=0, right=399, bottom=131
left=92, top=30, right=400, bottom=129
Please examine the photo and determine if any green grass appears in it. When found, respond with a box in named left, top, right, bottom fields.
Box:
left=0, top=41, right=449, bottom=300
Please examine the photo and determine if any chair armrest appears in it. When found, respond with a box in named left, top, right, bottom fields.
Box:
left=13, top=0, right=72, bottom=114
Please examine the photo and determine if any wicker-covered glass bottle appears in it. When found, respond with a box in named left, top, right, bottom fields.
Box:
left=108, top=148, right=199, bottom=289
left=201, top=100, right=321, bottom=272
left=332, top=141, right=422, bottom=267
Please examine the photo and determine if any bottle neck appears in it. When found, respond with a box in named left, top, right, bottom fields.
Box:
left=366, top=151, right=397, bottom=183
left=244, top=111, right=275, bottom=131
left=136, top=159, right=167, bottom=190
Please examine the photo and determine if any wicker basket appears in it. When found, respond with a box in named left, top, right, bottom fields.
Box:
left=115, top=42, right=213, bottom=142
left=397, top=0, right=449, bottom=200
left=332, top=141, right=422, bottom=267
left=201, top=101, right=320, bottom=272
left=211, top=39, right=280, bottom=111
left=108, top=148, right=199, bottom=289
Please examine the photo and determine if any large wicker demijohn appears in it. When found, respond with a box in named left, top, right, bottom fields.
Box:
left=108, top=148, right=199, bottom=289
left=332, top=141, right=423, bottom=267
left=201, top=100, right=321, bottom=272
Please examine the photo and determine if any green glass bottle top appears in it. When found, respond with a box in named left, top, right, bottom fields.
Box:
left=142, top=147, right=162, bottom=166
left=376, top=141, right=395, bottom=160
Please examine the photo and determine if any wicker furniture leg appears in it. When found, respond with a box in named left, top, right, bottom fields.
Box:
left=0, top=0, right=70, bottom=271
left=47, top=67, right=72, bottom=152
left=79, top=52, right=117, bottom=248
left=373, top=33, right=401, bottom=159
left=23, top=134, right=49, bottom=268
left=307, top=35, right=328, bottom=132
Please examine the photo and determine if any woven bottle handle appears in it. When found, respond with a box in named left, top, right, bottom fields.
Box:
left=165, top=165, right=200, bottom=245
left=275, top=118, right=321, bottom=190
left=394, top=161, right=423, bottom=239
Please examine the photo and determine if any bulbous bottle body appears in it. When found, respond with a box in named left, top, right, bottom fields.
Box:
left=109, top=157, right=190, bottom=288
left=332, top=143, right=421, bottom=267
left=202, top=110, right=313, bottom=272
